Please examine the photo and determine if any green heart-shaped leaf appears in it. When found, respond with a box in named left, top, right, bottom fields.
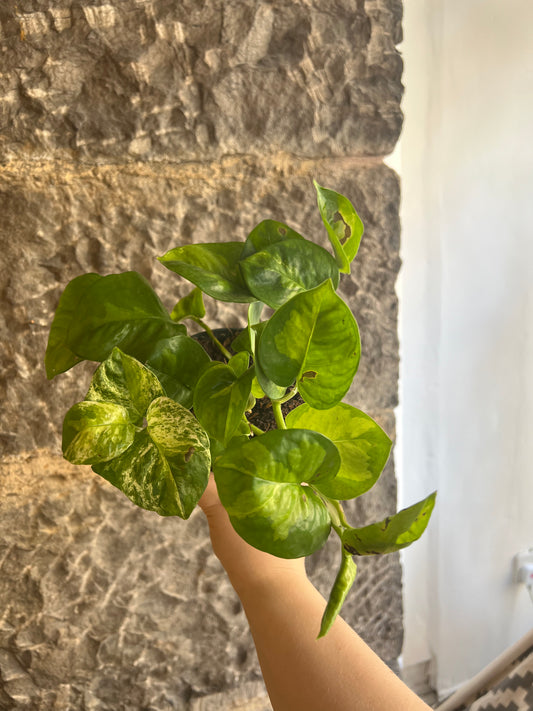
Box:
left=240, top=239, right=340, bottom=310
left=45, top=273, right=102, bottom=378
left=93, top=397, right=211, bottom=519
left=62, top=400, right=136, bottom=465
left=247, top=318, right=286, bottom=399
left=254, top=350, right=286, bottom=400
left=227, top=351, right=250, bottom=378
left=144, top=335, right=211, bottom=408
left=214, top=429, right=340, bottom=558
left=342, top=492, right=437, bottom=556
left=193, top=363, right=254, bottom=445
left=230, top=316, right=266, bottom=359
left=53, top=271, right=186, bottom=368
left=86, top=348, right=165, bottom=425
left=314, top=181, right=364, bottom=274
left=254, top=363, right=286, bottom=400
left=286, top=403, right=392, bottom=499
left=170, top=286, right=206, bottom=322
left=159, top=243, right=256, bottom=303
left=230, top=328, right=252, bottom=354
left=258, top=279, right=360, bottom=409
left=318, top=548, right=357, bottom=638
left=240, top=220, right=304, bottom=260
left=248, top=300, right=265, bottom=325
left=247, top=301, right=265, bottom=355
left=209, top=432, right=250, bottom=464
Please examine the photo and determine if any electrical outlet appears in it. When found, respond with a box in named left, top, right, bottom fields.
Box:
left=513, top=549, right=533, bottom=583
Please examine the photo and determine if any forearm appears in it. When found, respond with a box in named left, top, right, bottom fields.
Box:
left=237, top=574, right=431, bottom=711
left=199, top=477, right=430, bottom=711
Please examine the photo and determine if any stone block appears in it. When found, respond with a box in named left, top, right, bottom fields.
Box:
left=0, top=452, right=264, bottom=710
left=189, top=681, right=271, bottom=711
left=0, top=1, right=402, bottom=162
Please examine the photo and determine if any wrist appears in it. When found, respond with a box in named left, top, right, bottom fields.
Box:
left=229, top=556, right=309, bottom=601
left=199, top=475, right=308, bottom=601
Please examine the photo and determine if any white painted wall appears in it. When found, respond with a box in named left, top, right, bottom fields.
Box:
left=396, top=0, right=533, bottom=696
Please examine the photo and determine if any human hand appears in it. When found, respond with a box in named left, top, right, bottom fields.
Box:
left=198, top=474, right=307, bottom=596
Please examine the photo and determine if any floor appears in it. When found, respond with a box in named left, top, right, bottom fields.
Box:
left=401, top=661, right=439, bottom=708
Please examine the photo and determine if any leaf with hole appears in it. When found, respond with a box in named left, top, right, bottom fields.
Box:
left=314, top=181, right=364, bottom=274
left=258, top=279, right=360, bottom=409
left=286, top=403, right=392, bottom=499
left=214, top=429, right=340, bottom=558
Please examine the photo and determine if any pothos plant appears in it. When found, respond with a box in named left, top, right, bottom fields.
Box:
left=45, top=181, right=435, bottom=638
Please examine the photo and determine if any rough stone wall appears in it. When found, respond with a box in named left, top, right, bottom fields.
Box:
left=0, top=3, right=403, bottom=709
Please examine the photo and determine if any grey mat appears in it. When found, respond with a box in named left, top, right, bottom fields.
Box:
left=466, top=648, right=533, bottom=711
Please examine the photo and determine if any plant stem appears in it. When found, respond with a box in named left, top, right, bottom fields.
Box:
left=330, top=498, right=350, bottom=529
left=329, top=519, right=344, bottom=539
left=189, top=317, right=233, bottom=360
left=313, top=489, right=344, bottom=538
left=313, top=491, right=350, bottom=537
left=272, top=400, right=287, bottom=430
left=275, top=384, right=299, bottom=405
left=240, top=414, right=265, bottom=437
